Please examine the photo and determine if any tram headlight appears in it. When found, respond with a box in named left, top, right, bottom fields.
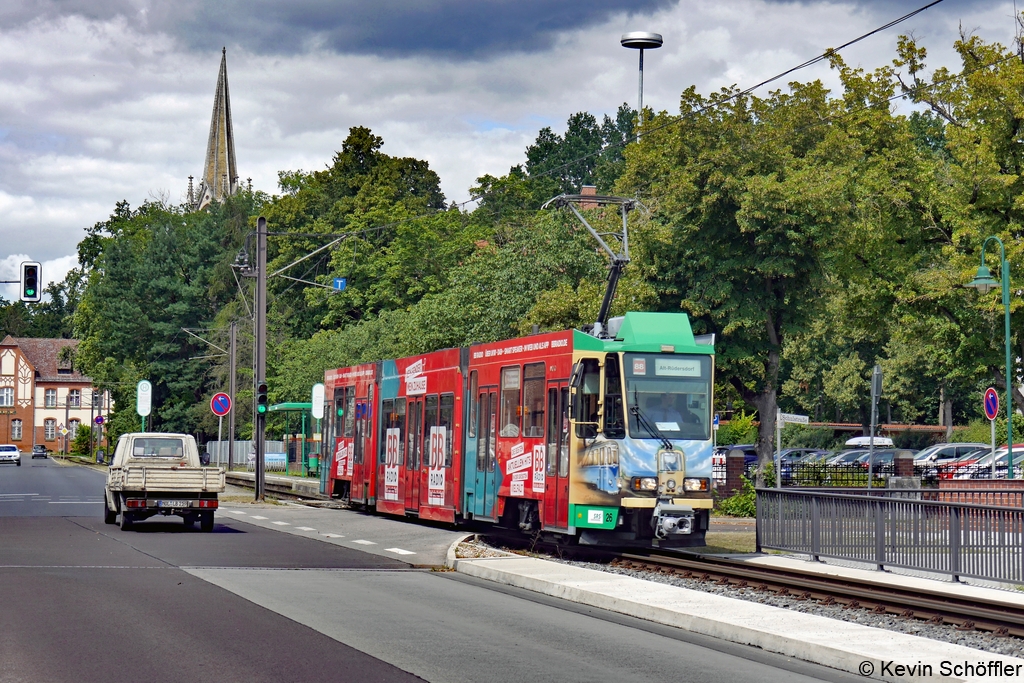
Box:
left=666, top=479, right=677, bottom=492
left=683, top=477, right=709, bottom=492
left=631, top=477, right=658, bottom=491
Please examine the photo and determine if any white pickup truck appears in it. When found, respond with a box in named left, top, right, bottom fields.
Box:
left=103, top=432, right=225, bottom=532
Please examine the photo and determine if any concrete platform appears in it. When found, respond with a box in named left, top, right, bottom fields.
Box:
left=225, top=471, right=325, bottom=499
left=451, top=553, right=1024, bottom=682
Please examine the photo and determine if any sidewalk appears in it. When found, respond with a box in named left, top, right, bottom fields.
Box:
left=450, top=550, right=1024, bottom=682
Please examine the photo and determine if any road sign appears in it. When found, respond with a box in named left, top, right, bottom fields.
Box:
left=211, top=392, right=232, bottom=417
left=136, top=380, right=152, bottom=417
left=984, top=387, right=999, bottom=421
left=332, top=277, right=347, bottom=292
left=779, top=412, right=809, bottom=425
left=712, top=414, right=720, bottom=430
left=94, top=415, right=104, bottom=425
left=311, top=383, right=325, bottom=419
left=59, top=427, right=68, bottom=436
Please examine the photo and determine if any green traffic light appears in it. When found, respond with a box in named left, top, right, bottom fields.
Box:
left=257, top=405, right=267, bottom=414
left=337, top=408, right=344, bottom=417
left=25, top=289, right=34, bottom=296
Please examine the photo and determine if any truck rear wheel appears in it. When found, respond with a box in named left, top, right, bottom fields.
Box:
left=200, top=511, right=214, bottom=532
left=103, top=499, right=116, bottom=525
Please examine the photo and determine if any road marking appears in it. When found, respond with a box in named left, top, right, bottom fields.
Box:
left=322, top=533, right=344, bottom=538
left=352, top=539, right=376, bottom=545
left=0, top=493, right=38, bottom=497
left=48, top=501, right=102, bottom=504
left=225, top=510, right=246, bottom=514
left=272, top=521, right=290, bottom=526
left=384, top=548, right=416, bottom=555
left=251, top=515, right=268, bottom=520
left=295, top=526, right=316, bottom=531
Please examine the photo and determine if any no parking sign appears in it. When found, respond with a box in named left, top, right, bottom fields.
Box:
left=984, top=387, right=999, bottom=421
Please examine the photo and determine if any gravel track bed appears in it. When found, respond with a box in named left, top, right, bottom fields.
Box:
left=463, top=540, right=1024, bottom=658
left=561, top=558, right=1024, bottom=658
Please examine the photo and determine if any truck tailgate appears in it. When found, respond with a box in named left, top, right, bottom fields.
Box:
left=108, top=466, right=226, bottom=493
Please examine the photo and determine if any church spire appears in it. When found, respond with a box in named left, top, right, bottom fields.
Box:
left=194, top=47, right=238, bottom=211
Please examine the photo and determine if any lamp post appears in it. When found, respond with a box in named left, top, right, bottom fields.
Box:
left=620, top=31, right=663, bottom=139
left=965, top=236, right=1014, bottom=479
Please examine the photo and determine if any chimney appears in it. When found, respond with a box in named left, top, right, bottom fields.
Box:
left=580, top=185, right=598, bottom=210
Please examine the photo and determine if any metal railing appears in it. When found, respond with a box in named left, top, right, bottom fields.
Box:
left=757, top=488, right=1024, bottom=584
left=204, top=440, right=284, bottom=467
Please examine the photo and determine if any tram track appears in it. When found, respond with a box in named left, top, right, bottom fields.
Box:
left=477, top=532, right=1024, bottom=640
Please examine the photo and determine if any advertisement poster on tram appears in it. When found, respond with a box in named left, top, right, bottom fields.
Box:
left=384, top=427, right=400, bottom=501
left=427, top=426, right=446, bottom=505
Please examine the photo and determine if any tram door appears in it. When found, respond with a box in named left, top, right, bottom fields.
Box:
left=543, top=383, right=570, bottom=529
left=469, top=389, right=498, bottom=519
left=404, top=399, right=423, bottom=511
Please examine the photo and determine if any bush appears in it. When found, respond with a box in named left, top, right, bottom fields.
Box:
left=716, top=474, right=756, bottom=517
left=71, top=425, right=92, bottom=455
left=717, top=410, right=757, bottom=446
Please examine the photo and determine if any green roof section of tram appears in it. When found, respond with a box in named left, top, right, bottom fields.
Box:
left=572, top=312, right=714, bottom=355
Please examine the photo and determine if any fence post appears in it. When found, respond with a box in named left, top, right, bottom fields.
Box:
left=950, top=506, right=961, bottom=583
left=874, top=499, right=885, bottom=571
left=755, top=490, right=763, bottom=553
left=811, top=495, right=821, bottom=562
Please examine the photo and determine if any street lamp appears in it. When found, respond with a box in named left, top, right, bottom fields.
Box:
left=965, top=235, right=1014, bottom=479
left=620, top=31, right=663, bottom=139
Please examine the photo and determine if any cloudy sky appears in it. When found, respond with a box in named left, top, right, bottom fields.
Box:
left=0, top=0, right=1015, bottom=299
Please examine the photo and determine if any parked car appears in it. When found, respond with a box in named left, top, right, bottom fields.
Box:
left=827, top=449, right=869, bottom=465
left=0, top=444, right=21, bottom=466
left=913, top=443, right=988, bottom=465
left=844, top=436, right=894, bottom=448
left=722, top=444, right=758, bottom=467
left=936, top=448, right=991, bottom=479
left=31, top=445, right=47, bottom=459
left=952, top=448, right=1024, bottom=479
left=854, top=449, right=898, bottom=469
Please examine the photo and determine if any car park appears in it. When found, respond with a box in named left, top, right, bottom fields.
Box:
left=0, top=444, right=21, bottom=466
left=854, top=449, right=899, bottom=469
left=31, top=445, right=47, bottom=459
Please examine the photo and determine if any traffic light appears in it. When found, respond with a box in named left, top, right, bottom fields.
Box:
left=256, top=382, right=269, bottom=414
left=20, top=262, right=41, bottom=303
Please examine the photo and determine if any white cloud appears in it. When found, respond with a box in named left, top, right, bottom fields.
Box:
left=0, top=0, right=1016, bottom=276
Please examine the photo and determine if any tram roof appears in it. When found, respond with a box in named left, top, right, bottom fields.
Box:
left=574, top=312, right=714, bottom=355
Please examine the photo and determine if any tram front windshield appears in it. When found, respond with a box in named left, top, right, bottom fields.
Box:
left=623, top=353, right=711, bottom=441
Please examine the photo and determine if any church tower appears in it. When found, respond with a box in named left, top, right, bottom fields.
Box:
left=193, top=47, right=238, bottom=211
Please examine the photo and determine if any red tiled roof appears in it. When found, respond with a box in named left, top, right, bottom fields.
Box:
left=0, top=336, right=92, bottom=383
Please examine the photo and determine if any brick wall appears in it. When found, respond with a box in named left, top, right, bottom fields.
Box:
left=937, top=479, right=1024, bottom=507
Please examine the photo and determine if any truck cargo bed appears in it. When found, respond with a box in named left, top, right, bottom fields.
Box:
left=107, top=466, right=226, bottom=493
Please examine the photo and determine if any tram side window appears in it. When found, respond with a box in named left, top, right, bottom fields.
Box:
left=407, top=400, right=421, bottom=469
left=379, top=399, right=394, bottom=464
left=546, top=388, right=558, bottom=477
left=334, top=393, right=346, bottom=438
left=559, top=387, right=570, bottom=478
left=353, top=403, right=363, bottom=464
left=573, top=359, right=600, bottom=438
left=604, top=356, right=625, bottom=439
left=468, top=371, right=478, bottom=438
left=488, top=391, right=497, bottom=471
left=424, top=394, right=439, bottom=468
left=499, top=366, right=521, bottom=438
left=476, top=393, right=488, bottom=472
left=522, top=362, right=545, bottom=438
left=395, top=398, right=407, bottom=465
left=440, top=393, right=455, bottom=467
left=344, top=388, right=356, bottom=437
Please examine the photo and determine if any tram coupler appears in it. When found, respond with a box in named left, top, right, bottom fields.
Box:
left=651, top=498, right=695, bottom=539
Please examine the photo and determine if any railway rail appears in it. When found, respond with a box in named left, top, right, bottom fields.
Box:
left=477, top=531, right=1024, bottom=640
left=621, top=552, right=1024, bottom=639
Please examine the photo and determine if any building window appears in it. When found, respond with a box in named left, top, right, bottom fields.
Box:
left=69, top=420, right=80, bottom=439
left=44, top=419, right=56, bottom=441
left=68, top=389, right=81, bottom=407
left=45, top=389, right=57, bottom=407
left=0, top=387, right=12, bottom=407
left=11, top=419, right=22, bottom=440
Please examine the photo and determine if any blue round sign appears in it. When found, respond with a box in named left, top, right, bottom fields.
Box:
left=984, top=387, right=999, bottom=421
left=211, top=392, right=232, bottom=417
left=94, top=415, right=104, bottom=425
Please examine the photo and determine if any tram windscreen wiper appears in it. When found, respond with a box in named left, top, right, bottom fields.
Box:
left=631, top=390, right=673, bottom=451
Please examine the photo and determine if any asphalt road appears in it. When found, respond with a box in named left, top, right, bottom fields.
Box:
left=0, top=461, right=864, bottom=683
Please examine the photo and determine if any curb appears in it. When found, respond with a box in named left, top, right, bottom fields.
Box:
left=452, top=555, right=1024, bottom=682
left=443, top=533, right=478, bottom=569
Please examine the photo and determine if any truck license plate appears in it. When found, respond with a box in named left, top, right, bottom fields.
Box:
left=158, top=500, right=190, bottom=508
